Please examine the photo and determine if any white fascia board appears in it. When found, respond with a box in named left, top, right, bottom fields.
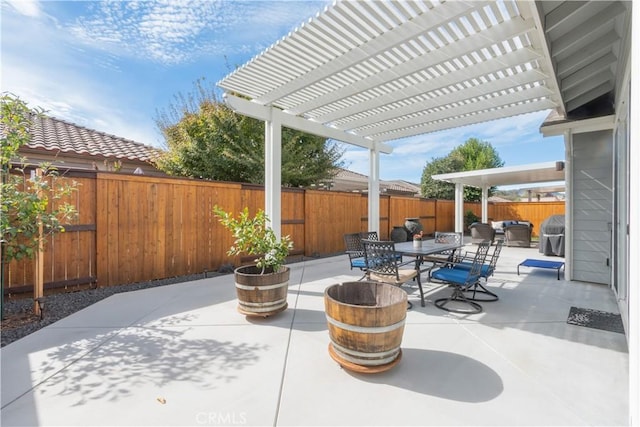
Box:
left=540, top=115, right=615, bottom=137
left=223, top=94, right=392, bottom=153
left=524, top=1, right=566, bottom=117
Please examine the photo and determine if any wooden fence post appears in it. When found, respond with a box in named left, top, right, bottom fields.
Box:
left=33, top=169, right=44, bottom=317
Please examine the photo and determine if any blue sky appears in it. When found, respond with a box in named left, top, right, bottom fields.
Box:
left=1, top=0, right=565, bottom=184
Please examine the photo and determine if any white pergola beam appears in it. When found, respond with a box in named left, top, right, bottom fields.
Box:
left=252, top=0, right=486, bottom=106
left=561, top=52, right=617, bottom=91
left=375, top=97, right=557, bottom=141
left=344, top=67, right=547, bottom=132
left=368, top=149, right=380, bottom=235
left=545, top=1, right=589, bottom=32
left=265, top=110, right=282, bottom=238
left=550, top=2, right=626, bottom=57
left=566, top=82, right=614, bottom=112
left=454, top=183, right=464, bottom=233
left=223, top=94, right=392, bottom=153
left=287, top=16, right=535, bottom=117
left=314, top=47, right=543, bottom=125
left=357, top=84, right=553, bottom=138
left=556, top=31, right=620, bottom=78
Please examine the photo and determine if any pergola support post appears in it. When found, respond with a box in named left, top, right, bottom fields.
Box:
left=368, top=148, right=380, bottom=235
left=455, top=183, right=464, bottom=233
left=265, top=108, right=282, bottom=238
left=481, top=186, right=489, bottom=223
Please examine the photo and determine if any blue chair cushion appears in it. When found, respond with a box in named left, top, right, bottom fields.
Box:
left=431, top=267, right=473, bottom=285
left=351, top=257, right=367, bottom=268
left=452, top=262, right=492, bottom=277
left=353, top=254, right=403, bottom=270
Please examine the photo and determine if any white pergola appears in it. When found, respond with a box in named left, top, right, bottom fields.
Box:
left=217, top=0, right=572, bottom=236
left=216, top=4, right=636, bottom=421
left=431, top=161, right=565, bottom=232
left=217, top=0, right=625, bottom=237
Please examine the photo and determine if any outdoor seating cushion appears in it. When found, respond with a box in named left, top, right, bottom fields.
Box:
left=452, top=262, right=492, bottom=277
left=352, top=254, right=402, bottom=269
left=492, top=220, right=531, bottom=228
left=350, top=257, right=367, bottom=269
left=369, top=268, right=417, bottom=285
left=491, top=221, right=505, bottom=230
left=431, top=267, right=471, bottom=285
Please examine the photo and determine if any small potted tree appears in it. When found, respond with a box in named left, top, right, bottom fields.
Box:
left=1, top=94, right=77, bottom=319
left=213, top=205, right=293, bottom=317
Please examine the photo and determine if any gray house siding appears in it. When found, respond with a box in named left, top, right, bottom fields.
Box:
left=571, top=130, right=613, bottom=285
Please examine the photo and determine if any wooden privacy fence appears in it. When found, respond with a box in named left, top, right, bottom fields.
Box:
left=3, top=172, right=565, bottom=294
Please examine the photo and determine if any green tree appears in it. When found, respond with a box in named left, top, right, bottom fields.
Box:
left=155, top=79, right=344, bottom=186
left=1, top=93, right=78, bottom=316
left=451, top=137, right=504, bottom=171
left=420, top=153, right=464, bottom=200
left=420, top=138, right=504, bottom=201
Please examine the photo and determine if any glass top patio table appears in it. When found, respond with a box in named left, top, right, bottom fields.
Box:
left=394, top=240, right=464, bottom=274
left=394, top=240, right=462, bottom=256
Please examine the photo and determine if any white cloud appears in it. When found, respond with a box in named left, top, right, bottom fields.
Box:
left=64, top=1, right=328, bottom=65
left=2, top=24, right=160, bottom=147
left=5, top=0, right=41, bottom=17
left=5, top=59, right=162, bottom=147
left=1, top=0, right=329, bottom=152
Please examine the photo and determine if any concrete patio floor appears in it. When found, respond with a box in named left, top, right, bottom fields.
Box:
left=1, top=242, right=629, bottom=426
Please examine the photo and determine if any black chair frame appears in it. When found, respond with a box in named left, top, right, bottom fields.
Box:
left=431, top=241, right=491, bottom=314
left=362, top=239, right=423, bottom=308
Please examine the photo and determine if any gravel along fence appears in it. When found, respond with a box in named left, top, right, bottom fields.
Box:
left=1, top=272, right=227, bottom=347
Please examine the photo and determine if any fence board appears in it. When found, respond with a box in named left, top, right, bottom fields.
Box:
left=305, top=190, right=363, bottom=256
left=490, top=202, right=565, bottom=236
left=5, top=173, right=96, bottom=294
left=4, top=172, right=566, bottom=293
left=435, top=200, right=455, bottom=232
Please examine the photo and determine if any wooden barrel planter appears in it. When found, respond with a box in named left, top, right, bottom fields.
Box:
left=234, top=265, right=290, bottom=317
left=324, top=281, right=407, bottom=373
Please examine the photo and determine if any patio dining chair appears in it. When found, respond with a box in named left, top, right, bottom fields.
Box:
left=423, top=231, right=464, bottom=276
left=362, top=239, right=423, bottom=308
left=343, top=232, right=379, bottom=278
left=430, top=241, right=491, bottom=314
left=504, top=223, right=532, bottom=247
left=344, top=232, right=379, bottom=268
left=454, top=239, right=504, bottom=301
left=469, top=222, right=496, bottom=245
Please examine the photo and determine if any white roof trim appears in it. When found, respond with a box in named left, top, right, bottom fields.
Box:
left=540, top=114, right=615, bottom=136
left=432, top=161, right=565, bottom=188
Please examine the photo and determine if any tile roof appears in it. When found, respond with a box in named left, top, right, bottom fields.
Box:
left=330, top=168, right=420, bottom=195
left=25, top=115, right=162, bottom=163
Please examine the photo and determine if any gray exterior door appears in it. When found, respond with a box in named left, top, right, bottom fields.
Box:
left=571, top=130, right=613, bottom=285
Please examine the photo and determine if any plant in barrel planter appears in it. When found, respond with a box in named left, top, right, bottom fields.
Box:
left=213, top=206, right=293, bottom=317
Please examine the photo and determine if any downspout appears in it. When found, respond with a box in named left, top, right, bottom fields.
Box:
left=564, top=130, right=572, bottom=281
left=628, top=3, right=639, bottom=423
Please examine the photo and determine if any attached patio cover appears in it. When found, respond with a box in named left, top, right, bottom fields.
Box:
left=431, top=161, right=565, bottom=230
left=216, top=0, right=624, bottom=237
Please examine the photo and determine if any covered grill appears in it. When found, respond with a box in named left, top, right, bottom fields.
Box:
left=539, top=215, right=565, bottom=256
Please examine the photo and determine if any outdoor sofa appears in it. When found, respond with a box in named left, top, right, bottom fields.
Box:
left=469, top=222, right=496, bottom=244
left=491, top=220, right=533, bottom=247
